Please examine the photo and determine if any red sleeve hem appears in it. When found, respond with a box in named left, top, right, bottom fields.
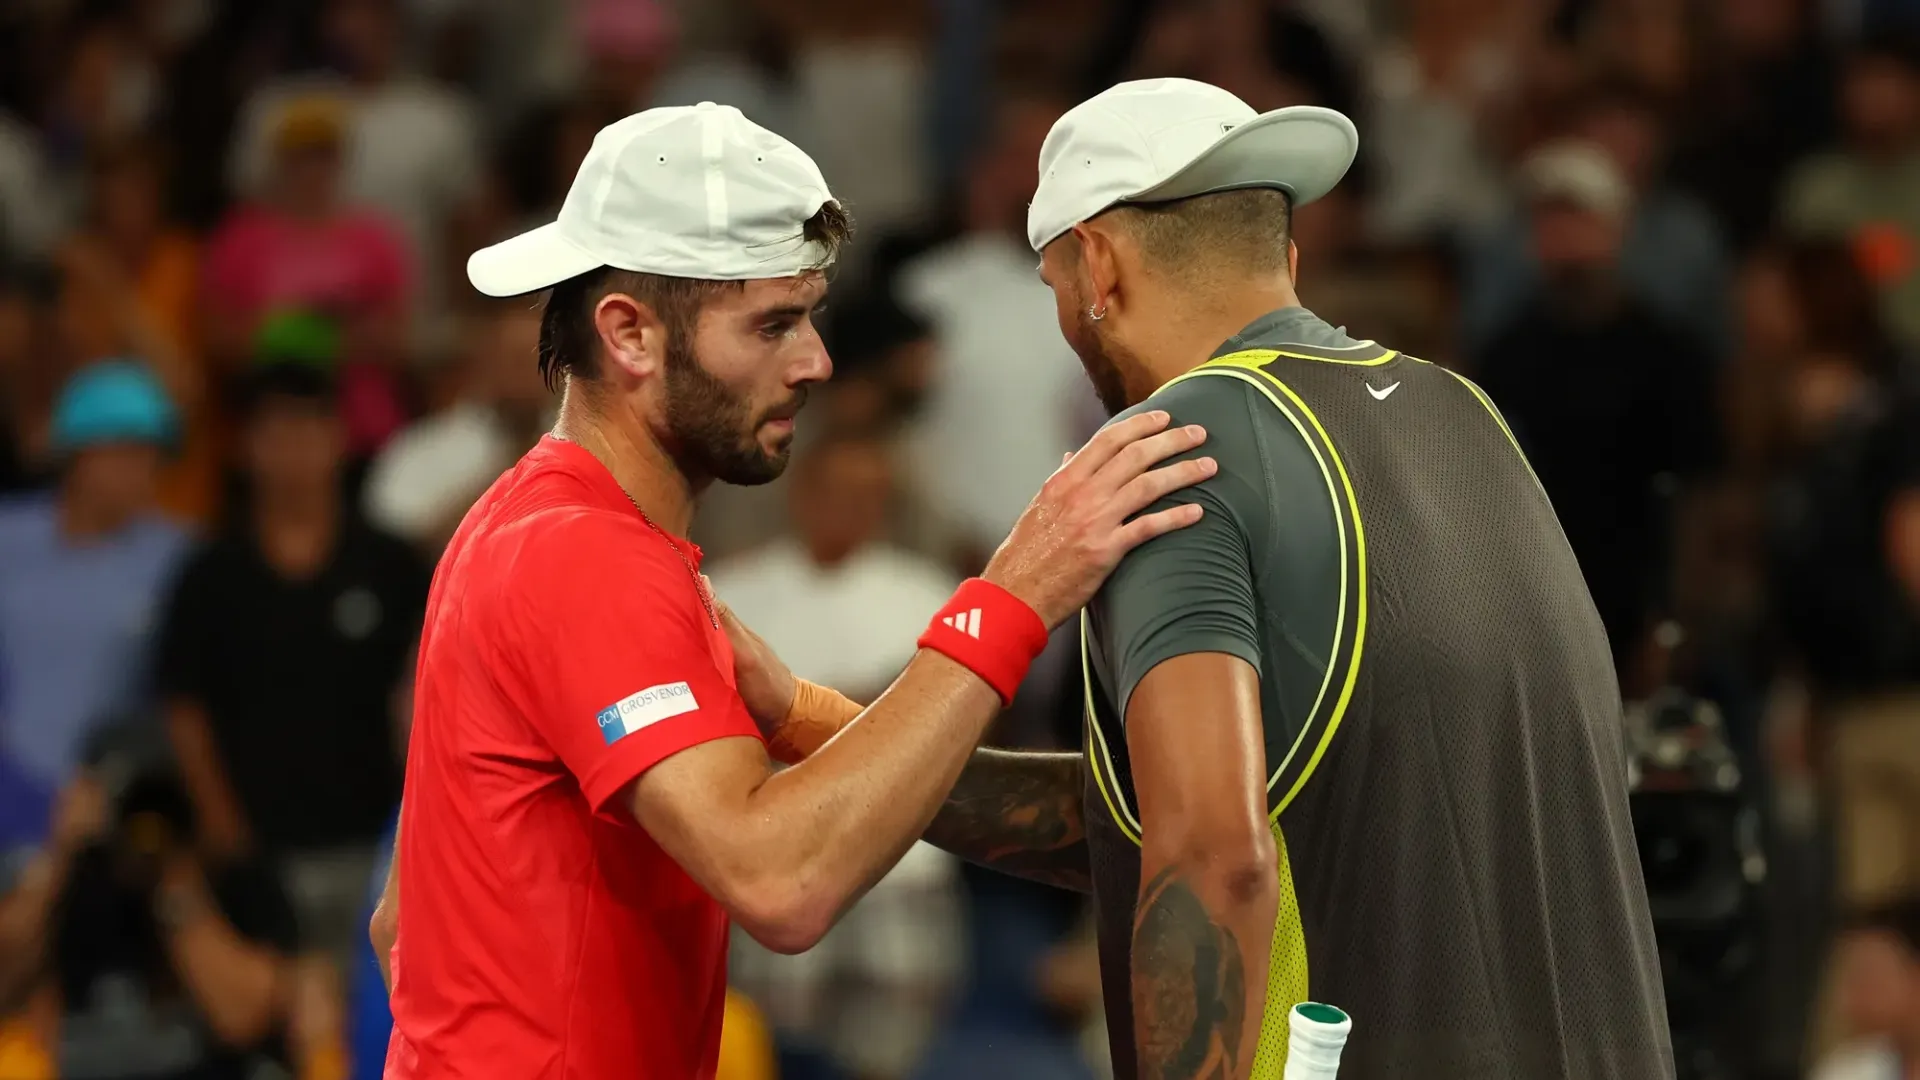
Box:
left=578, top=696, right=764, bottom=813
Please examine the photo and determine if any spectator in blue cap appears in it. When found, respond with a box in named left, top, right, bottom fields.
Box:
left=0, top=359, right=192, bottom=855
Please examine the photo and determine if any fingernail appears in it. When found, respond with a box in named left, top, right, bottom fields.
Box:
left=1185, top=425, right=1206, bottom=438
left=1150, top=410, right=1170, bottom=423
left=1201, top=457, right=1218, bottom=473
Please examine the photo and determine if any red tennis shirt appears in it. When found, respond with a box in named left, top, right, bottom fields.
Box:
left=385, top=436, right=762, bottom=1079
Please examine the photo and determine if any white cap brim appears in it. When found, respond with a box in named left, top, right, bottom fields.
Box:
left=1132, top=105, right=1357, bottom=210
left=467, top=222, right=608, bottom=298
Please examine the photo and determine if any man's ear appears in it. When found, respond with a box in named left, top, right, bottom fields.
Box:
left=1074, top=222, right=1122, bottom=316
left=594, top=292, right=669, bottom=382
left=1287, top=238, right=1300, bottom=286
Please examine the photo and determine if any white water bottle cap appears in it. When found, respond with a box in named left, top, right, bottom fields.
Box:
left=1282, top=1002, right=1352, bottom=1080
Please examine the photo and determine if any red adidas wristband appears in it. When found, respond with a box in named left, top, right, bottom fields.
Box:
left=918, top=578, right=1050, bottom=707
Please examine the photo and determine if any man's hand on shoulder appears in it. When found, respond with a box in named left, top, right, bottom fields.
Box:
left=712, top=588, right=796, bottom=733
left=985, top=410, right=1215, bottom=628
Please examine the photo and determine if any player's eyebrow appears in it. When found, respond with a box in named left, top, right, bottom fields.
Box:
left=757, top=280, right=829, bottom=321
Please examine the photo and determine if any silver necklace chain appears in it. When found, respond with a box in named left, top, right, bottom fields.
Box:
left=553, top=433, right=718, bottom=629
left=623, top=490, right=719, bottom=629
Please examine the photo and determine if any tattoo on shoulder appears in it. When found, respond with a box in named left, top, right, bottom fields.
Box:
left=1133, top=865, right=1247, bottom=1080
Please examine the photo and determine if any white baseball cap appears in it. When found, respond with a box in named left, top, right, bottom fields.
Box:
left=1027, top=78, right=1358, bottom=253
left=467, top=102, right=836, bottom=297
left=1518, top=139, right=1631, bottom=220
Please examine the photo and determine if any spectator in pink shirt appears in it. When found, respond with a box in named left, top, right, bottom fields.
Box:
left=203, top=96, right=413, bottom=455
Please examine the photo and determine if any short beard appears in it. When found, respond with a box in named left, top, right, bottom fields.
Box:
left=662, top=332, right=803, bottom=486
left=1070, top=304, right=1135, bottom=417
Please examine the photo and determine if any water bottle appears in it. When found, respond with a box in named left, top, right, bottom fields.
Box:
left=1282, top=1002, right=1351, bottom=1080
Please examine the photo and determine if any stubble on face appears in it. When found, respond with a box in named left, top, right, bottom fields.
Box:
left=1068, top=301, right=1137, bottom=418
left=662, top=330, right=806, bottom=486
left=1049, top=240, right=1137, bottom=418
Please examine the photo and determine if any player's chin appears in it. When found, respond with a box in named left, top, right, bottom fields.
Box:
left=722, top=436, right=792, bottom=487
left=758, top=422, right=794, bottom=456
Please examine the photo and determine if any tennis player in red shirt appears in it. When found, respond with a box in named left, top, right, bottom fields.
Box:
left=371, top=102, right=1215, bottom=1079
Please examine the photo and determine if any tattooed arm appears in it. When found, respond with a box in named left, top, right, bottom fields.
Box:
left=922, top=748, right=1091, bottom=892
left=720, top=586, right=1091, bottom=893
left=1127, top=653, right=1277, bottom=1080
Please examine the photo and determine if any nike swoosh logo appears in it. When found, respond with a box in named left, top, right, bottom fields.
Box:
left=1367, top=381, right=1401, bottom=401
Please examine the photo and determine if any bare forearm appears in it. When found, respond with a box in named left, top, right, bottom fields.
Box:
left=679, top=409, right=1217, bottom=947
left=714, top=651, right=1001, bottom=949
left=159, top=885, right=283, bottom=1045
left=922, top=749, right=1091, bottom=893
left=167, top=703, right=249, bottom=851
left=1132, top=859, right=1277, bottom=1080
left=0, top=852, right=69, bottom=1010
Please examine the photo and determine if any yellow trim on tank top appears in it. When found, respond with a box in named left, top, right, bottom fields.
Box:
left=1252, top=818, right=1311, bottom=1079
left=1210, top=344, right=1399, bottom=368
left=1432, top=365, right=1550, bottom=497
left=1145, top=363, right=1369, bottom=817
left=1149, top=367, right=1347, bottom=803
left=1082, top=610, right=1143, bottom=844
left=1239, top=367, right=1368, bottom=814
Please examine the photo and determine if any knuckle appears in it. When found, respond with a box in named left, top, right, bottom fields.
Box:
left=1144, top=434, right=1182, bottom=464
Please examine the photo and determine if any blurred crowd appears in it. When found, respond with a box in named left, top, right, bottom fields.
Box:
left=0, top=0, right=1919, bottom=1078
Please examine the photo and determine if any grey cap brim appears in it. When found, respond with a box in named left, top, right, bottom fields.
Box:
left=1129, top=105, right=1358, bottom=209
left=467, top=221, right=607, bottom=298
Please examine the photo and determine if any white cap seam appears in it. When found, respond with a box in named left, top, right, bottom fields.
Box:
left=701, top=108, right=727, bottom=239
left=466, top=103, right=838, bottom=296
left=589, top=124, right=642, bottom=223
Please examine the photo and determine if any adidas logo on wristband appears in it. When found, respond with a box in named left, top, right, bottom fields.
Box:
left=919, top=580, right=1048, bottom=707
left=939, top=609, right=983, bottom=638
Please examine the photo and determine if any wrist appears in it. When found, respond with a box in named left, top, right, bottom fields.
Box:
left=978, top=562, right=1048, bottom=628
left=771, top=680, right=863, bottom=763
left=917, top=578, right=1050, bottom=706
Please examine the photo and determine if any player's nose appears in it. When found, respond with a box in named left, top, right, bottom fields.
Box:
left=791, top=335, right=833, bottom=387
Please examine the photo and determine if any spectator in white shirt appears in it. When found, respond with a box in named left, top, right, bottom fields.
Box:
left=710, top=430, right=960, bottom=1076
left=709, top=429, right=958, bottom=701
left=362, top=300, right=548, bottom=553
left=897, top=90, right=1094, bottom=566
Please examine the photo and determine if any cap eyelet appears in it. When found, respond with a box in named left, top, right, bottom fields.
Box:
left=657, top=155, right=668, bottom=164
left=755, top=155, right=765, bottom=163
